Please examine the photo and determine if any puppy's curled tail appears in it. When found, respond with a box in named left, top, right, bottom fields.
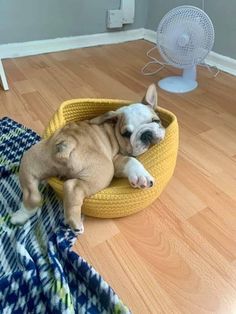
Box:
left=53, top=138, right=76, bottom=164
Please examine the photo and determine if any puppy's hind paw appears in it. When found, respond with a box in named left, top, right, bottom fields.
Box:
left=65, top=217, right=84, bottom=235
left=11, top=204, right=38, bottom=225
left=74, top=223, right=84, bottom=235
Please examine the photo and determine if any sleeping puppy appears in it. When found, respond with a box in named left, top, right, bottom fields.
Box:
left=11, top=84, right=165, bottom=233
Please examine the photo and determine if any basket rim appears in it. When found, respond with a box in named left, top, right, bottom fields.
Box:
left=58, top=98, right=177, bottom=119
left=43, top=98, right=177, bottom=139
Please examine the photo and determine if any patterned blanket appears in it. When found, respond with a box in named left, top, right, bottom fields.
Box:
left=0, top=117, right=129, bottom=314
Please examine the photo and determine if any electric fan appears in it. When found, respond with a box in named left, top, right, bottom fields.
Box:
left=156, top=5, right=215, bottom=93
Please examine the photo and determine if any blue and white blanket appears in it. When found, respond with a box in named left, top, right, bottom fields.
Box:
left=0, top=117, right=129, bottom=314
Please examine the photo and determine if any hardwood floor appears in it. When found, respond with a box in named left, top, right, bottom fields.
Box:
left=1, top=40, right=236, bottom=313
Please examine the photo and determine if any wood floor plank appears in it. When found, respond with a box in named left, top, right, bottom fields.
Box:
left=188, top=207, right=236, bottom=262
left=207, top=170, right=236, bottom=201
left=3, top=59, right=26, bottom=83
left=174, top=155, right=236, bottom=213
left=161, top=176, right=207, bottom=219
left=220, top=112, right=236, bottom=131
left=179, top=136, right=236, bottom=176
left=74, top=234, right=181, bottom=314
left=80, top=217, right=120, bottom=248
left=13, top=79, right=37, bottom=95
left=116, top=206, right=236, bottom=314
left=200, top=125, right=236, bottom=157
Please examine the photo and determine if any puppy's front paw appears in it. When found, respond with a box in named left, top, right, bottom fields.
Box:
left=129, top=170, right=155, bottom=189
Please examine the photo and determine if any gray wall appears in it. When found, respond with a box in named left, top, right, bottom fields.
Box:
left=146, top=0, right=201, bottom=31
left=146, top=0, right=236, bottom=59
left=0, top=0, right=148, bottom=44
left=204, top=1, right=236, bottom=59
left=1, top=0, right=235, bottom=59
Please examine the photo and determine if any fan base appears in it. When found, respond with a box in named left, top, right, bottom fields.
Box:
left=158, top=76, right=198, bottom=93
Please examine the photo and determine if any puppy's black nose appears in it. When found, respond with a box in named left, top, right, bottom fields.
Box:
left=140, top=131, right=153, bottom=145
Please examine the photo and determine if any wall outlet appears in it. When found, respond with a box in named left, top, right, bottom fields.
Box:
left=107, top=10, right=123, bottom=29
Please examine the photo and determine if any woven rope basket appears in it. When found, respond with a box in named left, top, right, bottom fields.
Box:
left=43, top=99, right=179, bottom=218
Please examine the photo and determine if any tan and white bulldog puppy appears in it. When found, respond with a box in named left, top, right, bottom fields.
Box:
left=11, top=84, right=165, bottom=233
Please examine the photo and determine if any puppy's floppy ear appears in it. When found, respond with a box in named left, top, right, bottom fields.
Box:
left=90, top=111, right=118, bottom=125
left=142, top=84, right=158, bottom=110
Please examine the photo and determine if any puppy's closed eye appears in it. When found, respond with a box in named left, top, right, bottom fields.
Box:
left=122, top=130, right=132, bottom=138
left=152, top=118, right=161, bottom=124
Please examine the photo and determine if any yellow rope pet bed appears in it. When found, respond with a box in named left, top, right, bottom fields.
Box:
left=43, top=99, right=179, bottom=218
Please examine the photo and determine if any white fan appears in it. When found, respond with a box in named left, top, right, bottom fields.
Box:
left=155, top=6, right=215, bottom=93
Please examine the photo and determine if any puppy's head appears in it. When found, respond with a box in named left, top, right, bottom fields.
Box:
left=90, top=84, right=165, bottom=156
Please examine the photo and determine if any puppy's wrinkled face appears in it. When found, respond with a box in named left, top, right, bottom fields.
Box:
left=90, top=84, right=165, bottom=156
left=114, top=103, right=164, bottom=156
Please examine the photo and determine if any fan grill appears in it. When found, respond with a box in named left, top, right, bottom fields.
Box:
left=157, top=6, right=214, bottom=68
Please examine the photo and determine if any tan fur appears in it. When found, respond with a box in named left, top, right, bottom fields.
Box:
left=19, top=122, right=117, bottom=230
left=14, top=84, right=165, bottom=231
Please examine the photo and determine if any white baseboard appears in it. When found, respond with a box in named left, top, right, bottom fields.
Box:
left=0, top=28, right=146, bottom=59
left=1, top=28, right=236, bottom=77
left=143, top=29, right=156, bottom=43
left=205, top=51, right=236, bottom=77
